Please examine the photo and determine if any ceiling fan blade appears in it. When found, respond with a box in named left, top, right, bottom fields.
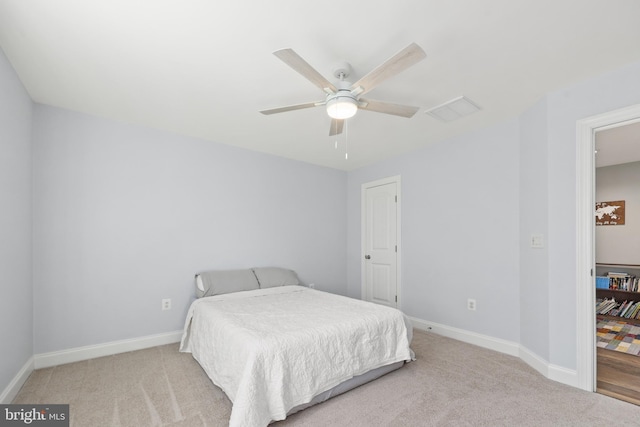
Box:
left=329, top=119, right=344, bottom=136
left=351, top=43, right=426, bottom=96
left=359, top=99, right=420, bottom=118
left=260, top=101, right=320, bottom=115
left=274, top=49, right=337, bottom=93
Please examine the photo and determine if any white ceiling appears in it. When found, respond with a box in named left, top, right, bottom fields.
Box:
left=1, top=1, right=640, bottom=171
left=596, top=121, right=640, bottom=168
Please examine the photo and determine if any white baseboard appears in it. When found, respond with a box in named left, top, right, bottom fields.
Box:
left=1, top=331, right=183, bottom=403
left=34, top=330, right=183, bottom=369
left=2, top=331, right=183, bottom=403
left=409, top=316, right=520, bottom=357
left=518, top=344, right=550, bottom=378
left=0, top=357, right=34, bottom=404
left=409, top=316, right=578, bottom=389
left=4, top=322, right=581, bottom=402
left=548, top=363, right=579, bottom=388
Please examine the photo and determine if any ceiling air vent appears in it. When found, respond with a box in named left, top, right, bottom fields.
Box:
left=425, top=96, right=481, bottom=122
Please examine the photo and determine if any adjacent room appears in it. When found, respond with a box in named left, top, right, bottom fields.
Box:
left=593, top=122, right=640, bottom=404
left=2, top=1, right=640, bottom=425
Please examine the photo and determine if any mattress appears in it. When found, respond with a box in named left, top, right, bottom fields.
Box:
left=180, top=285, right=413, bottom=427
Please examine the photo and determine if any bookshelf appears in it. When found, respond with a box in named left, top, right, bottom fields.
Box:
left=596, top=263, right=640, bottom=325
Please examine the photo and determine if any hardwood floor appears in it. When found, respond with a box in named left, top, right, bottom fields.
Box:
left=597, top=347, right=640, bottom=405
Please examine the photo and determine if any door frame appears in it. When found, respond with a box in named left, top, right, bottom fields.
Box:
left=361, top=175, right=402, bottom=306
left=576, top=103, right=640, bottom=391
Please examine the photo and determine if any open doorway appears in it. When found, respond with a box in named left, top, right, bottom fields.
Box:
left=593, top=121, right=640, bottom=404
left=576, top=104, right=640, bottom=394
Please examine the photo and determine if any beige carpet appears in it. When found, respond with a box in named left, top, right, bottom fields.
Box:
left=13, top=330, right=640, bottom=426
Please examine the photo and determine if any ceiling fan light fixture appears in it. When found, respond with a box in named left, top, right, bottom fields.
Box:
left=263, top=43, right=426, bottom=135
left=326, top=95, right=358, bottom=119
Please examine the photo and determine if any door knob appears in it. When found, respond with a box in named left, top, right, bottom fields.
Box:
left=365, top=255, right=371, bottom=260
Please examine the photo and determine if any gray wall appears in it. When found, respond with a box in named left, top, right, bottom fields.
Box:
left=347, top=119, right=521, bottom=342
left=596, top=161, right=640, bottom=265
left=31, top=106, right=348, bottom=353
left=544, top=60, right=640, bottom=368
left=347, top=59, right=640, bottom=370
left=518, top=98, right=549, bottom=360
left=0, top=48, right=33, bottom=392
left=3, top=41, right=640, bottom=393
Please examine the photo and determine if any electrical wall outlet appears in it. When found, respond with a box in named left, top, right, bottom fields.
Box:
left=162, top=298, right=171, bottom=311
left=308, top=283, right=315, bottom=289
left=467, top=298, right=476, bottom=311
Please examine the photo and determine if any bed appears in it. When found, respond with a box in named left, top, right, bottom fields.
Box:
left=179, top=267, right=414, bottom=427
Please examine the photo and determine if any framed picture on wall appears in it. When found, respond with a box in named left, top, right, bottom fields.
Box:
left=595, top=200, right=625, bottom=225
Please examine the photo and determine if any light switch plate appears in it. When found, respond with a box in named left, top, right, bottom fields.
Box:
left=531, top=234, right=544, bottom=248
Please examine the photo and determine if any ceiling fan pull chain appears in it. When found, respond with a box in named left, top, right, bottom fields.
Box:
left=345, top=120, right=349, bottom=160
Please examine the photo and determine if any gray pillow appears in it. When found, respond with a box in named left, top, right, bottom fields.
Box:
left=252, top=267, right=300, bottom=288
left=195, top=269, right=260, bottom=298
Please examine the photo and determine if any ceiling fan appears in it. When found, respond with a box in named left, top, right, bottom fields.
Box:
left=260, top=43, right=426, bottom=136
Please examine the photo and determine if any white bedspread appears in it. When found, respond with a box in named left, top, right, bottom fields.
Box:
left=180, top=285, right=413, bottom=427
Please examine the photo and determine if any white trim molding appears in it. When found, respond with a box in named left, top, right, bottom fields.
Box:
left=34, top=330, right=183, bottom=369
left=1, top=331, right=183, bottom=403
left=410, top=316, right=579, bottom=388
left=518, top=345, right=550, bottom=378
left=409, top=316, right=519, bottom=357
left=2, top=331, right=183, bottom=403
left=575, top=103, right=640, bottom=392
left=0, top=357, right=34, bottom=404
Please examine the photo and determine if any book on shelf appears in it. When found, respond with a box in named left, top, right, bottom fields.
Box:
left=595, top=297, right=640, bottom=319
left=596, top=276, right=609, bottom=289
left=596, top=298, right=618, bottom=315
left=629, top=302, right=640, bottom=319
left=612, top=301, right=623, bottom=316
left=620, top=300, right=636, bottom=317
left=603, top=271, right=640, bottom=292
left=608, top=271, right=630, bottom=277
left=625, top=302, right=640, bottom=318
left=610, top=300, right=628, bottom=317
